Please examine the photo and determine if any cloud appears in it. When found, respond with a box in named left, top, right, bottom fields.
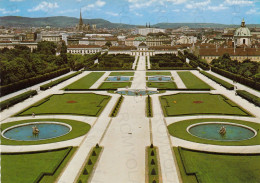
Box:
left=166, top=0, right=187, bottom=4
left=224, top=0, right=254, bottom=5
left=106, top=11, right=119, bottom=16
left=9, top=0, right=23, bottom=2
left=58, top=9, right=78, bottom=14
left=28, top=1, right=59, bottom=12
left=172, top=9, right=180, bottom=12
left=0, top=8, right=20, bottom=14
left=82, top=0, right=106, bottom=12
left=246, top=8, right=260, bottom=15
left=185, top=0, right=211, bottom=9
left=128, top=0, right=156, bottom=9
left=208, top=4, right=228, bottom=11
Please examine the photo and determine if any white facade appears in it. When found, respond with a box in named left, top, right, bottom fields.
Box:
left=137, top=28, right=166, bottom=36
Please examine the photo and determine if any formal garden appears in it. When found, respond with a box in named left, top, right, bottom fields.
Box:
left=17, top=93, right=111, bottom=117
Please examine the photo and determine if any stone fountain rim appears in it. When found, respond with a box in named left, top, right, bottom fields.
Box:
left=186, top=121, right=257, bottom=142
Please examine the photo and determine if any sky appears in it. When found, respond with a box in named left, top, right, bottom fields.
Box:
left=0, top=0, right=260, bottom=25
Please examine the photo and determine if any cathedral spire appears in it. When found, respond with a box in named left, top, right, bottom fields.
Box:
left=79, top=8, right=83, bottom=26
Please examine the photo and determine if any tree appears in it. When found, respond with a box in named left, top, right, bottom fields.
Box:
left=36, top=41, right=57, bottom=55
left=105, top=41, right=112, bottom=47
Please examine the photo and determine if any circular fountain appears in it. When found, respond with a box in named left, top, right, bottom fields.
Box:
left=2, top=122, right=71, bottom=141
left=115, top=88, right=158, bottom=96
left=187, top=122, right=256, bottom=141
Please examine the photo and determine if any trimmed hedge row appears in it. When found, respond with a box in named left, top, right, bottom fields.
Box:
left=211, top=67, right=260, bottom=91
left=236, top=90, right=260, bottom=107
left=200, top=71, right=234, bottom=90
left=110, top=95, right=124, bottom=117
left=40, top=71, right=81, bottom=90
left=0, top=90, right=37, bottom=111
left=0, top=68, right=70, bottom=96
left=189, top=60, right=198, bottom=68
left=146, top=95, right=153, bottom=117
left=148, top=67, right=196, bottom=70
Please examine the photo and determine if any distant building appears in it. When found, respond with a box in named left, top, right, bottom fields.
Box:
left=41, top=34, right=62, bottom=43
left=234, top=18, right=252, bottom=47
left=0, top=41, right=37, bottom=51
left=67, top=45, right=102, bottom=54
left=76, top=9, right=94, bottom=32
left=136, top=24, right=165, bottom=36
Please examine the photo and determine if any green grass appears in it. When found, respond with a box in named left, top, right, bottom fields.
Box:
left=147, top=82, right=177, bottom=89
left=64, top=72, right=104, bottom=90
left=39, top=147, right=77, bottom=183
left=109, top=72, right=135, bottom=76
left=18, top=93, right=111, bottom=117
left=160, top=93, right=250, bottom=117
left=146, top=72, right=172, bottom=76
left=77, top=146, right=102, bottom=183
left=174, top=147, right=260, bottom=183
left=168, top=118, right=260, bottom=146
left=1, top=119, right=91, bottom=145
left=147, top=146, right=159, bottom=183
left=98, top=82, right=132, bottom=89
left=177, top=71, right=213, bottom=89
left=1, top=147, right=76, bottom=183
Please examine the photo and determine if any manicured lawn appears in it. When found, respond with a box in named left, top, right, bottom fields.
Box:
left=174, top=147, right=260, bottom=183
left=18, top=93, right=110, bottom=117
left=1, top=147, right=75, bottom=183
left=146, top=72, right=172, bottom=76
left=64, top=72, right=104, bottom=90
left=160, top=93, right=250, bottom=116
left=147, top=82, right=177, bottom=89
left=109, top=72, right=135, bottom=76
left=177, top=71, right=213, bottom=89
left=168, top=118, right=260, bottom=146
left=1, top=119, right=91, bottom=145
left=77, top=146, right=102, bottom=182
left=147, top=146, right=159, bottom=183
left=98, top=82, right=132, bottom=89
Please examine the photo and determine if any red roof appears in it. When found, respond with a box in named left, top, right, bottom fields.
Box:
left=68, top=45, right=102, bottom=48
left=199, top=48, right=260, bottom=56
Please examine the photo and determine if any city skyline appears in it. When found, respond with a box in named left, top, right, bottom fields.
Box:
left=0, top=0, right=260, bottom=25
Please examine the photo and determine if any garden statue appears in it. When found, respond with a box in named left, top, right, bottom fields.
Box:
left=117, top=76, right=120, bottom=81
left=219, top=126, right=226, bottom=135
left=158, top=76, right=162, bottom=81
left=32, top=126, right=40, bottom=135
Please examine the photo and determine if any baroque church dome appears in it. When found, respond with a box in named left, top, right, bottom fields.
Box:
left=234, top=18, right=251, bottom=37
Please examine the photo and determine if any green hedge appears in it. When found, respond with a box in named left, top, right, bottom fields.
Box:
left=189, top=60, right=198, bottom=68
left=40, top=71, right=81, bottom=90
left=211, top=67, right=260, bottom=91
left=110, top=95, right=124, bottom=117
left=0, top=90, right=37, bottom=111
left=200, top=71, right=234, bottom=90
left=236, top=90, right=260, bottom=107
left=146, top=95, right=153, bottom=117
left=0, top=68, right=70, bottom=96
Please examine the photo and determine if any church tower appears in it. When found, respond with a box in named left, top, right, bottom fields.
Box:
left=78, top=9, right=83, bottom=31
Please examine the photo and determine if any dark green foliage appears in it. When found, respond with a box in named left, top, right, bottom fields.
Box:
left=147, top=95, right=153, bottom=117
left=95, top=143, right=99, bottom=148
left=211, top=67, right=260, bottom=91
left=110, top=95, right=124, bottom=117
left=151, top=168, right=156, bottom=175
left=83, top=168, right=88, bottom=175
left=0, top=90, right=37, bottom=111
left=150, top=144, right=154, bottom=148
left=150, top=53, right=190, bottom=69
left=151, top=150, right=155, bottom=156
left=184, top=51, right=210, bottom=70
left=152, top=180, right=156, bottom=183
left=40, top=71, right=81, bottom=90
left=236, top=90, right=260, bottom=107
left=88, top=159, right=92, bottom=165
left=200, top=71, right=234, bottom=90
left=69, top=52, right=100, bottom=71
left=151, top=159, right=155, bottom=165
left=0, top=68, right=70, bottom=96
left=211, top=54, right=260, bottom=82
left=78, top=180, right=82, bottom=183
left=91, top=54, right=135, bottom=70
left=92, top=151, right=97, bottom=156
left=36, top=41, right=57, bottom=55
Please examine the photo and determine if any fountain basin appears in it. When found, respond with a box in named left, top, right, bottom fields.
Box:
left=116, top=88, right=158, bottom=96
left=187, top=122, right=256, bottom=141
left=148, top=76, right=172, bottom=81
left=106, top=76, right=130, bottom=81
left=2, top=122, right=71, bottom=141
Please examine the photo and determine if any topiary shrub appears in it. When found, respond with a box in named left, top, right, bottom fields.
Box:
left=83, top=168, right=88, bottom=175
left=88, top=159, right=92, bottom=165
left=151, top=168, right=156, bottom=175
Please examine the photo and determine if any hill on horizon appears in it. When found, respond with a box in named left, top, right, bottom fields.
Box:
left=0, top=16, right=260, bottom=29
